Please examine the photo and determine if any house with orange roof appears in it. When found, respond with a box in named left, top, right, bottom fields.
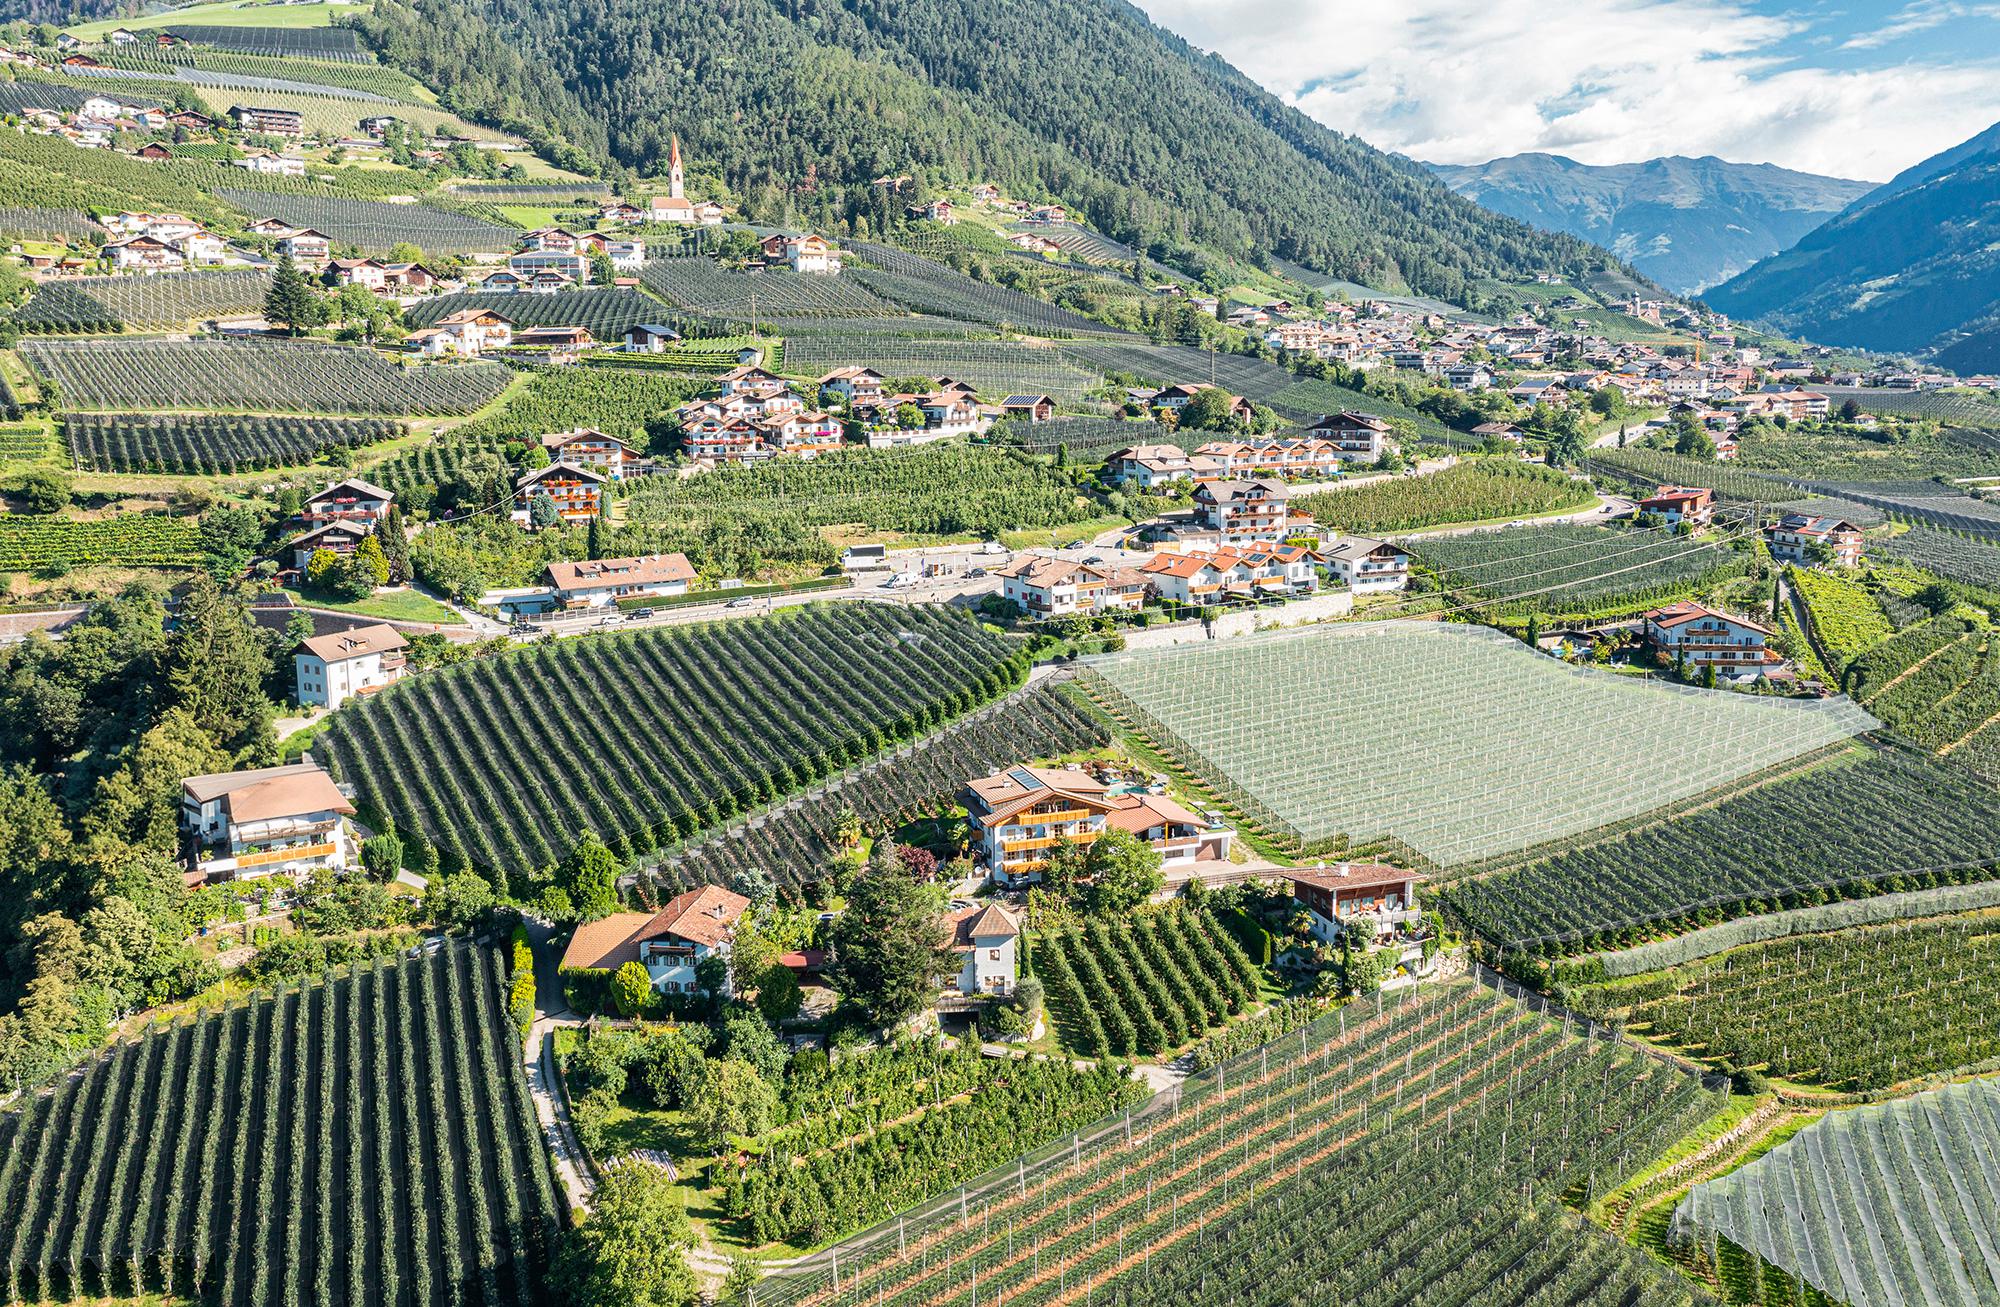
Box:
left=559, top=884, right=750, bottom=995
left=181, top=762, right=355, bottom=884
left=947, top=902, right=1020, bottom=996
left=964, top=764, right=1233, bottom=884
left=1643, top=602, right=1776, bottom=675
left=1637, top=485, right=1714, bottom=528
left=1290, top=862, right=1423, bottom=947
left=994, top=555, right=1147, bottom=618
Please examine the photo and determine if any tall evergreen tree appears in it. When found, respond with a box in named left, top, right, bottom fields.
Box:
left=162, top=576, right=276, bottom=762
left=264, top=253, right=324, bottom=337
left=825, top=844, right=950, bottom=1025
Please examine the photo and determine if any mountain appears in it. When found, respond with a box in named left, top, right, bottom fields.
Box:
left=1427, top=153, right=1875, bottom=295
left=355, top=0, right=1616, bottom=305
left=1706, top=125, right=2000, bottom=363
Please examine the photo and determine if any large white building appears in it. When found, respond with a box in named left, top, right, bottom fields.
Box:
left=181, top=762, right=355, bottom=884
left=544, top=553, right=696, bottom=609
left=295, top=623, right=408, bottom=710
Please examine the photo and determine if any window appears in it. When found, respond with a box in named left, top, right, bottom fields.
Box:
left=988, top=949, right=1000, bottom=961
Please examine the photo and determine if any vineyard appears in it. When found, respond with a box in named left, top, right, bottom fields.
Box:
left=0, top=424, right=62, bottom=468
left=1675, top=1076, right=2000, bottom=1307
left=1296, top=461, right=1597, bottom=534
left=63, top=412, right=401, bottom=475
left=405, top=290, right=671, bottom=337
left=1872, top=526, right=2000, bottom=590
left=1611, top=915, right=2000, bottom=1090
left=218, top=193, right=518, bottom=254
left=21, top=338, right=510, bottom=415
left=845, top=240, right=1129, bottom=338
left=0, top=206, right=97, bottom=241
left=1789, top=566, right=1893, bottom=672
left=1583, top=449, right=1790, bottom=503
left=0, top=514, right=200, bottom=571
left=1733, top=426, right=2000, bottom=483
left=0, top=129, right=234, bottom=226
left=779, top=334, right=1100, bottom=401
left=1006, top=416, right=1184, bottom=460
left=317, top=605, right=1029, bottom=886
left=82, top=54, right=401, bottom=103
left=637, top=259, right=900, bottom=320
left=644, top=683, right=1107, bottom=899
left=1081, top=621, right=1875, bottom=866
left=1060, top=341, right=1294, bottom=400
left=0, top=943, right=564, bottom=1305
left=95, top=46, right=427, bottom=100
left=1260, top=377, right=1464, bottom=442
left=1006, top=222, right=1140, bottom=265
left=757, top=978, right=1722, bottom=1307
left=161, top=23, right=373, bottom=60
left=624, top=442, right=1098, bottom=539
left=1816, top=385, right=2000, bottom=426
left=14, top=269, right=273, bottom=332
left=1413, top=522, right=1747, bottom=617
left=720, top=1055, right=1142, bottom=1249
left=1035, top=907, right=1263, bottom=1058
left=1811, top=479, right=2000, bottom=538
left=1444, top=746, right=2000, bottom=953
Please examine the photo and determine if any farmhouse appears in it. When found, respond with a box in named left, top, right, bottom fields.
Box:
left=1637, top=485, right=1714, bottom=528
left=512, top=462, right=605, bottom=526
left=948, top=903, right=1020, bottom=997
left=544, top=553, right=696, bottom=609
left=294, top=623, right=408, bottom=710
left=1106, top=444, right=1198, bottom=489
left=759, top=232, right=842, bottom=274
left=514, top=324, right=599, bottom=351
left=181, top=762, right=354, bottom=885
left=560, top=885, right=750, bottom=995
left=623, top=323, right=681, bottom=353
left=1643, top=602, right=1777, bottom=674
left=1290, top=863, right=1422, bottom=946
left=273, top=228, right=331, bottom=262
left=409, top=307, right=512, bottom=357
left=1765, top=513, right=1864, bottom=568
left=817, top=366, right=885, bottom=403
left=1320, top=536, right=1410, bottom=593
left=104, top=236, right=182, bottom=271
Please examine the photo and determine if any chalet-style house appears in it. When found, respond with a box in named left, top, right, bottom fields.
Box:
left=1193, top=479, right=1297, bottom=545
left=295, top=623, right=408, bottom=710
left=514, top=325, right=599, bottom=352
left=1306, top=412, right=1396, bottom=462
left=540, top=428, right=638, bottom=478
left=273, top=228, right=331, bottom=262
left=1107, top=443, right=1203, bottom=490
left=104, top=236, right=182, bottom=271
left=1643, top=602, right=1776, bottom=675
left=675, top=378, right=842, bottom=464
left=559, top=885, right=750, bottom=995
left=1765, top=513, right=1863, bottom=568
left=233, top=150, right=305, bottom=177
left=993, top=556, right=1147, bottom=619
left=965, top=765, right=1232, bottom=886
left=544, top=553, right=696, bottom=609
left=302, top=478, right=393, bottom=528
left=760, top=232, right=841, bottom=274
left=288, top=519, right=370, bottom=571
left=1320, top=536, right=1410, bottom=593
left=513, top=462, right=605, bottom=526
left=1151, top=383, right=1253, bottom=425
left=948, top=903, right=1020, bottom=997
left=1638, top=485, right=1715, bottom=528
left=1140, top=544, right=1319, bottom=606
left=1195, top=437, right=1356, bottom=481
left=623, top=323, right=681, bottom=353
left=1291, top=863, right=1422, bottom=946
left=409, top=308, right=512, bottom=357
left=329, top=259, right=436, bottom=292
left=817, top=366, right=885, bottom=404
left=181, top=762, right=354, bottom=885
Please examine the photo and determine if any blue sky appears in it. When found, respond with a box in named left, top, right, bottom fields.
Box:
left=1133, top=0, right=2000, bottom=179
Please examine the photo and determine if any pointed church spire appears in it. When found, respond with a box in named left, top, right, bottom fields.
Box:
left=668, top=134, right=685, bottom=200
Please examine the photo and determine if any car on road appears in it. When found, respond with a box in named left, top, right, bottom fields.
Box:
left=1084, top=555, right=1105, bottom=565
left=628, top=607, right=654, bottom=620
left=509, top=621, right=536, bottom=636
left=977, top=541, right=1006, bottom=555
left=597, top=614, right=620, bottom=626
left=727, top=597, right=757, bottom=609
left=967, top=567, right=988, bottom=578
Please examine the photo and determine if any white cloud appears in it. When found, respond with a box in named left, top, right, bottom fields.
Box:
left=1134, top=0, right=2000, bottom=179
left=1842, top=0, right=2000, bottom=50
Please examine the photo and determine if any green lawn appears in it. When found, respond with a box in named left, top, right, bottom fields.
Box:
left=68, top=0, right=369, bottom=36
left=281, top=585, right=466, bottom=625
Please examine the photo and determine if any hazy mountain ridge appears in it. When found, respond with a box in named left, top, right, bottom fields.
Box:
left=1429, top=152, right=1875, bottom=295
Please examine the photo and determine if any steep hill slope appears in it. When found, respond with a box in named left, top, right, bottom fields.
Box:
left=1429, top=153, right=1874, bottom=294
left=356, top=0, right=1612, bottom=304
left=1706, top=125, right=2000, bottom=361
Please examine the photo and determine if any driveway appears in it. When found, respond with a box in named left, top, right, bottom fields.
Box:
left=522, top=917, right=592, bottom=1211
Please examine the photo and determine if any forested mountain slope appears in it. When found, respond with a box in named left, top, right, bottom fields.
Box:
left=1706, top=124, right=2000, bottom=363
left=355, top=0, right=1612, bottom=303
left=1430, top=153, right=1873, bottom=295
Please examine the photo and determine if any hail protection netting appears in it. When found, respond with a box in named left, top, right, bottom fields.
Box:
left=1083, top=621, right=1877, bottom=866
left=1674, top=1077, right=2000, bottom=1307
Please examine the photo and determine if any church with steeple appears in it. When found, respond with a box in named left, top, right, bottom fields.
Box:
left=647, top=135, right=725, bottom=225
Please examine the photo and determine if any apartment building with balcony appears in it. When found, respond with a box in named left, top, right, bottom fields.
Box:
left=301, top=477, right=394, bottom=529
left=966, top=765, right=1233, bottom=885
left=294, top=623, right=407, bottom=710
left=1765, top=513, right=1864, bottom=568
left=512, top=461, right=606, bottom=526
left=1193, top=478, right=1295, bottom=545
left=181, top=762, right=355, bottom=885
left=1320, top=536, right=1410, bottom=593
left=993, top=555, right=1146, bottom=618
left=1643, top=602, right=1777, bottom=674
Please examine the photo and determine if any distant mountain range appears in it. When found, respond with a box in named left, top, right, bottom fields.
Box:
left=1707, top=123, right=2000, bottom=372
left=1428, top=153, right=1876, bottom=295
left=355, top=0, right=1617, bottom=306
